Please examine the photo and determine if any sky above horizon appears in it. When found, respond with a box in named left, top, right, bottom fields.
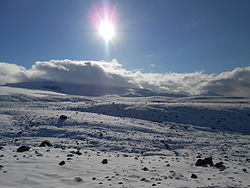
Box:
left=0, top=0, right=250, bottom=74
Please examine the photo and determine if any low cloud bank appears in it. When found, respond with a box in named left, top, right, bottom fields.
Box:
left=0, top=59, right=250, bottom=97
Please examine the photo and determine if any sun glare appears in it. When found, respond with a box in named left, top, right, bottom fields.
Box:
left=98, top=20, right=115, bottom=41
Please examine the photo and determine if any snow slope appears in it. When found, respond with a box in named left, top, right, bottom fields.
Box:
left=0, top=86, right=249, bottom=188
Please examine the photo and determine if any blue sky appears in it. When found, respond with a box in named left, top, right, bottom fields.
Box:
left=0, top=0, right=250, bottom=74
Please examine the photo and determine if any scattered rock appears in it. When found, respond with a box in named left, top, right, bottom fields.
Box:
left=74, top=177, right=83, bottom=182
left=76, top=150, right=82, bottom=155
left=195, top=157, right=214, bottom=166
left=59, top=161, right=65, bottom=166
left=17, top=146, right=30, bottom=152
left=214, top=162, right=224, bottom=168
left=59, top=115, right=68, bottom=120
left=142, top=167, right=149, bottom=171
left=35, top=151, right=43, bottom=156
left=101, top=159, right=108, bottom=164
left=203, top=157, right=214, bottom=166
left=191, top=174, right=197, bottom=179
left=243, top=168, right=247, bottom=172
left=39, top=140, right=52, bottom=147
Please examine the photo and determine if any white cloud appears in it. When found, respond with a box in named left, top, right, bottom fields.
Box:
left=0, top=60, right=250, bottom=97
left=0, top=62, right=26, bottom=84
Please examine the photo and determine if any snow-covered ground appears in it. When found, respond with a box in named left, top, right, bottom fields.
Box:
left=0, top=86, right=250, bottom=188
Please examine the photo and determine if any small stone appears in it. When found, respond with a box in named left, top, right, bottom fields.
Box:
left=17, top=146, right=30, bottom=152
left=74, top=177, right=83, bottom=182
left=0, top=165, right=3, bottom=169
left=59, top=161, right=65, bottom=166
left=39, top=140, right=52, bottom=147
left=92, top=177, right=96, bottom=180
left=59, top=115, right=67, bottom=120
left=243, top=168, right=247, bottom=172
left=118, top=182, right=123, bottom=184
left=191, top=174, right=197, bottom=179
left=214, top=162, right=224, bottom=168
left=101, top=159, right=108, bottom=164
left=142, top=167, right=149, bottom=171
left=76, top=150, right=82, bottom=155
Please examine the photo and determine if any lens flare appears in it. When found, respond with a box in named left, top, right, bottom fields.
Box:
left=88, top=1, right=118, bottom=42
left=98, top=19, right=115, bottom=41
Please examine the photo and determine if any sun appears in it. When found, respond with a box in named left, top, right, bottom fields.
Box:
left=98, top=19, right=115, bottom=41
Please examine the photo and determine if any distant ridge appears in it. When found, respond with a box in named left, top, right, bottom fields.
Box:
left=5, top=81, right=187, bottom=97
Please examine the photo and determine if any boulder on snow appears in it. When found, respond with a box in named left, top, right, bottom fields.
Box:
left=39, top=140, right=52, bottom=147
left=59, top=115, right=68, bottom=120
left=101, top=159, right=108, bottom=164
left=17, top=146, right=30, bottom=152
left=214, top=162, right=224, bottom=168
left=59, top=161, right=65, bottom=166
left=191, top=174, right=197, bottom=178
left=195, top=157, right=214, bottom=166
left=214, top=162, right=226, bottom=170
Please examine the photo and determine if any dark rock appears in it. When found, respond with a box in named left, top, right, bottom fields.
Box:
left=152, top=184, right=157, bottom=186
left=0, top=146, right=3, bottom=150
left=204, top=157, right=214, bottom=166
left=0, top=165, right=3, bottom=169
left=59, top=115, right=68, bottom=120
left=76, top=150, right=82, bottom=155
left=17, top=146, right=30, bottom=152
left=92, top=177, right=96, bottom=180
left=195, top=157, right=214, bottom=166
left=74, top=177, right=83, bottom=182
left=214, top=162, right=224, bottom=168
left=195, top=159, right=205, bottom=166
left=142, top=167, right=149, bottom=171
left=191, top=174, right=197, bottom=179
left=39, top=140, right=52, bottom=147
left=101, top=159, right=108, bottom=164
left=118, top=182, right=123, bottom=184
left=59, top=161, right=65, bottom=166
left=35, top=151, right=43, bottom=156
left=243, top=168, right=247, bottom=172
